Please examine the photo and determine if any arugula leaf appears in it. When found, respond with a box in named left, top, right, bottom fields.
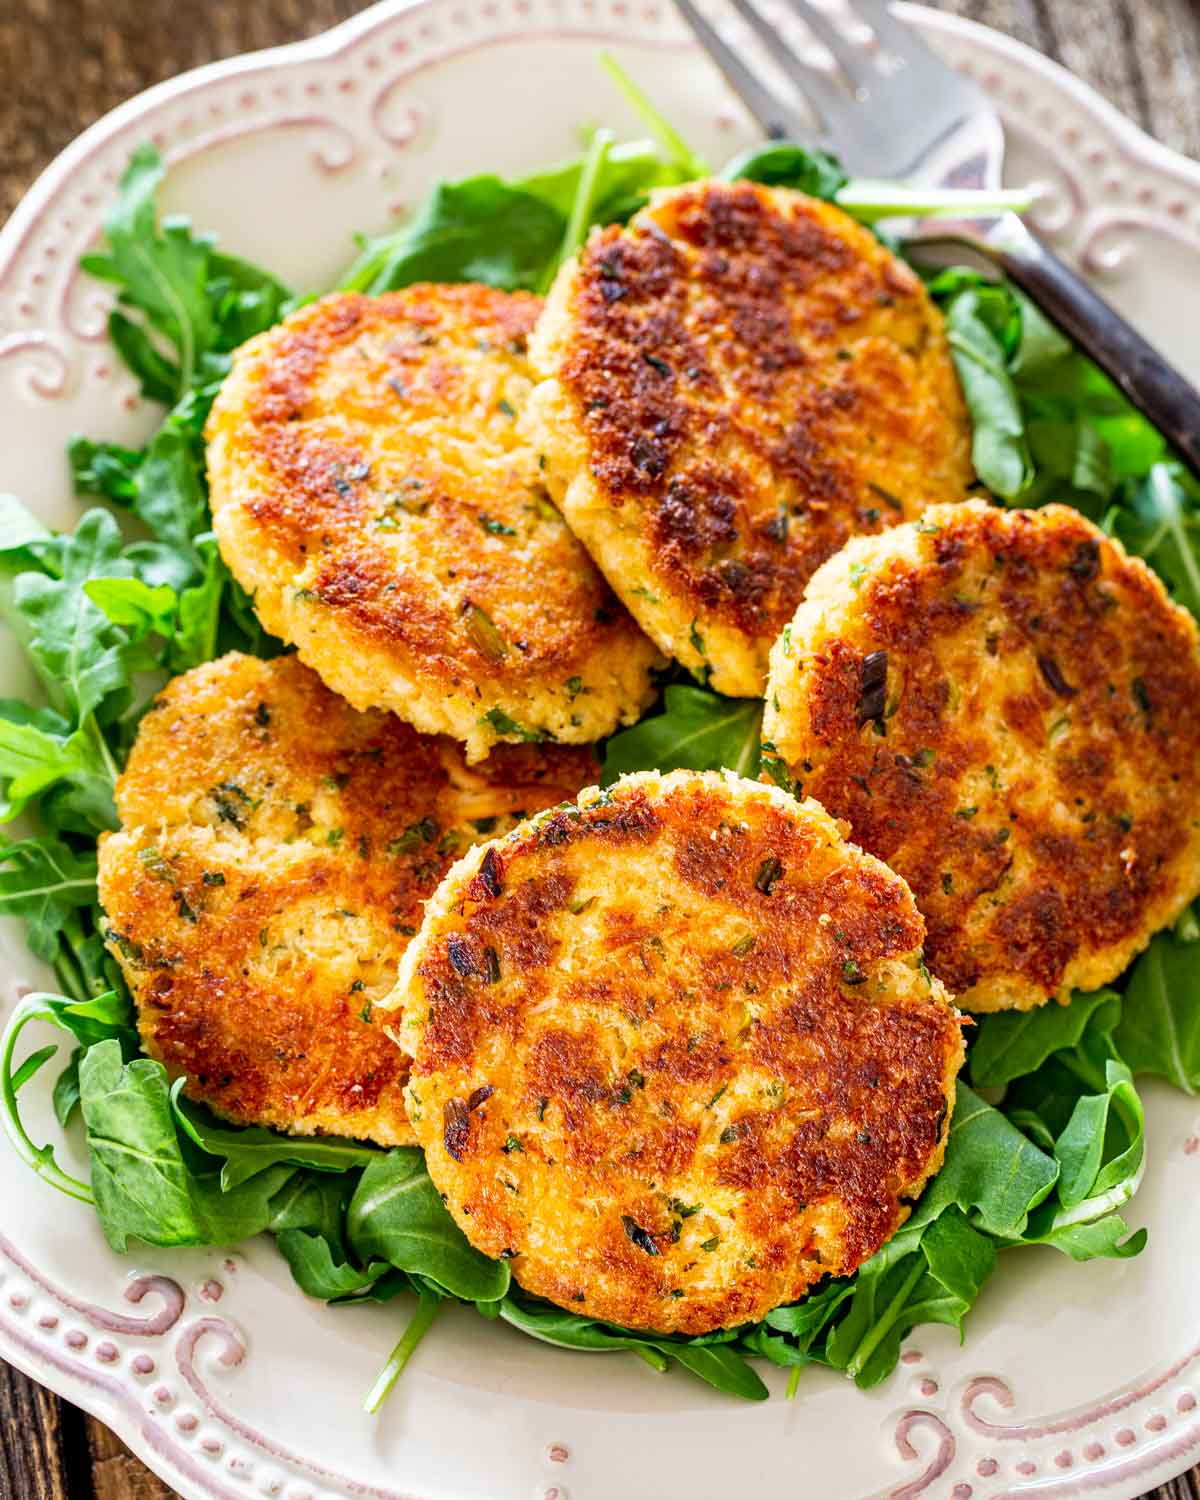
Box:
left=0, top=493, right=58, bottom=571
left=339, top=178, right=566, bottom=295
left=85, top=535, right=227, bottom=675
left=77, top=1042, right=299, bottom=1249
left=765, top=1279, right=855, bottom=1347
left=172, top=1089, right=381, bottom=1188
left=52, top=1048, right=82, bottom=1127
left=347, top=1150, right=511, bottom=1301
left=128, top=421, right=208, bottom=561
left=203, top=248, right=291, bottom=355
left=1115, top=925, right=1200, bottom=1093
left=499, top=1296, right=768, bottom=1400
left=69, top=437, right=144, bottom=507
left=188, top=1163, right=299, bottom=1245
left=0, top=836, right=100, bottom=962
left=909, top=1082, right=1058, bottom=1239
left=80, top=144, right=211, bottom=395
left=268, top=1169, right=353, bottom=1244
left=723, top=142, right=848, bottom=199
left=664, top=1341, right=769, bottom=1400
left=969, top=990, right=1117, bottom=1088
left=823, top=1208, right=995, bottom=1386
left=1052, top=1060, right=1143, bottom=1209
left=79, top=1040, right=201, bottom=1250
left=0, top=703, right=115, bottom=828
left=78, top=145, right=290, bottom=403
left=11, top=509, right=133, bottom=723
left=275, top=1228, right=390, bottom=1299
left=602, top=685, right=762, bottom=783
left=1024, top=1214, right=1147, bottom=1262
left=515, top=137, right=682, bottom=223
left=941, top=288, right=1032, bottom=499
left=1109, top=461, right=1200, bottom=618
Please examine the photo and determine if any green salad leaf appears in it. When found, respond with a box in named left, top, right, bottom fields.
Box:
left=347, top=1150, right=512, bottom=1302
left=275, top=1229, right=391, bottom=1300
left=79, top=143, right=290, bottom=401
left=339, top=177, right=567, bottom=295
left=0, top=837, right=102, bottom=961
left=821, top=1208, right=996, bottom=1386
left=602, top=685, right=762, bottom=783
left=13, top=508, right=135, bottom=723
left=723, top=142, right=847, bottom=198
left=79, top=1039, right=200, bottom=1249
left=941, top=287, right=1032, bottom=499
left=172, top=1089, right=382, bottom=1188
left=1115, top=922, right=1200, bottom=1093
left=1108, top=461, right=1200, bottom=617
left=906, top=1082, right=1058, bottom=1240
left=969, top=989, right=1117, bottom=1088
left=499, top=1295, right=769, bottom=1400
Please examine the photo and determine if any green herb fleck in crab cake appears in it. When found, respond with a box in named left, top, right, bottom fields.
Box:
left=525, top=179, right=972, bottom=697
left=762, top=499, right=1200, bottom=1012
left=206, top=285, right=661, bottom=762
left=381, top=768, right=964, bottom=1335
left=97, top=652, right=598, bottom=1146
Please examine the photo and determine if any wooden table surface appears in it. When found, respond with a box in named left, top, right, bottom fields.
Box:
left=1, top=1, right=1199, bottom=1496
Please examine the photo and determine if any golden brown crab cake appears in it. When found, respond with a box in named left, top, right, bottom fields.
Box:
left=97, top=652, right=597, bottom=1146
left=383, top=769, right=964, bottom=1335
left=206, top=286, right=660, bottom=762
left=526, top=179, right=972, bottom=697
left=762, top=499, right=1200, bottom=1013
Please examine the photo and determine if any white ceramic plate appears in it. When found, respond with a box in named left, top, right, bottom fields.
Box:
left=2, top=5, right=1199, bottom=1498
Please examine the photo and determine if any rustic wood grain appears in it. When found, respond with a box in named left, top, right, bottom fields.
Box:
left=82, top=1422, right=173, bottom=1500
left=0, top=2, right=1198, bottom=1497
left=0, top=1356, right=92, bottom=1500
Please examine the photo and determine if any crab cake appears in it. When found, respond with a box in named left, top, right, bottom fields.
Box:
left=763, top=500, right=1200, bottom=1013
left=97, top=652, right=597, bottom=1146
left=526, top=179, right=972, bottom=697
left=206, top=286, right=660, bottom=762
left=383, top=769, right=963, bottom=1335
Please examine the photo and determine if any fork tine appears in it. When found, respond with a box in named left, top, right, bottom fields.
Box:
left=721, top=0, right=844, bottom=121
left=780, top=0, right=872, bottom=89
left=842, top=0, right=943, bottom=64
left=672, top=0, right=803, bottom=139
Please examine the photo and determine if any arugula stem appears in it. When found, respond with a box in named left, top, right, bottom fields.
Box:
left=631, top=1343, right=670, bottom=1373
left=785, top=1365, right=803, bottom=1400
left=52, top=946, right=87, bottom=1007
left=85, top=713, right=119, bottom=785
left=1149, top=464, right=1200, bottom=609
left=598, top=52, right=709, bottom=178
left=0, top=995, right=94, bottom=1203
left=363, top=1288, right=442, bottom=1414
left=844, top=1257, right=925, bottom=1382
left=199, top=575, right=224, bottom=666
left=549, top=127, right=615, bottom=285
left=836, top=182, right=1034, bottom=224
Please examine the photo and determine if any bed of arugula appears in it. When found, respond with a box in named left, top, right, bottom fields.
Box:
left=1, top=70, right=1198, bottom=1410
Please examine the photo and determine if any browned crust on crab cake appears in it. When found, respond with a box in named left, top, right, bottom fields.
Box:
left=206, top=286, right=660, bottom=761
left=763, top=499, right=1200, bottom=1012
left=383, top=769, right=964, bottom=1334
left=526, top=180, right=972, bottom=697
left=97, top=652, right=597, bottom=1145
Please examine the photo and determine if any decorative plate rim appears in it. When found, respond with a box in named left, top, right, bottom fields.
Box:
left=1, top=5, right=1199, bottom=1500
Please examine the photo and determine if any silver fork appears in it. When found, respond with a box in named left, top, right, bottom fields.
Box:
left=672, top=0, right=1200, bottom=475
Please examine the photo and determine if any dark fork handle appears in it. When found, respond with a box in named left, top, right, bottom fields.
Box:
left=926, top=213, right=1200, bottom=478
